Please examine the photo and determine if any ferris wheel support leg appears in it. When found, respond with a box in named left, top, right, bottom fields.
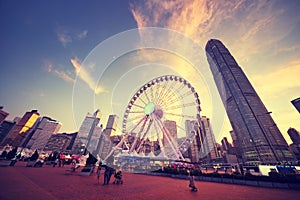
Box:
left=156, top=117, right=184, bottom=161
left=129, top=116, right=149, bottom=153
left=103, top=134, right=129, bottom=161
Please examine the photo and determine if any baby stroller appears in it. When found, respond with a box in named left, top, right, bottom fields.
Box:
left=113, top=170, right=123, bottom=184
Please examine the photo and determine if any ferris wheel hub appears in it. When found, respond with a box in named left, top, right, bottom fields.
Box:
left=144, top=102, right=155, bottom=115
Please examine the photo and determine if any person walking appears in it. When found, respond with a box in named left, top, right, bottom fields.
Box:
left=188, top=170, right=198, bottom=192
left=96, top=164, right=102, bottom=184
left=103, top=165, right=110, bottom=185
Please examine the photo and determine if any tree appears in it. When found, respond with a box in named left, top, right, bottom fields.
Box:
left=29, top=150, right=39, bottom=161
left=6, top=147, right=17, bottom=160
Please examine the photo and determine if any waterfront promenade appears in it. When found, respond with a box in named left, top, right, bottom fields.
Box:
left=0, top=162, right=299, bottom=200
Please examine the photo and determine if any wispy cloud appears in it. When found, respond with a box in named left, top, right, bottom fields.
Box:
left=77, top=30, right=88, bottom=40
left=56, top=27, right=88, bottom=47
left=70, top=58, right=108, bottom=94
left=57, top=31, right=72, bottom=47
left=46, top=63, right=75, bottom=83
left=252, top=59, right=300, bottom=99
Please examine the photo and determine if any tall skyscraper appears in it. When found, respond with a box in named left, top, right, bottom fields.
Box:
left=1, top=110, right=40, bottom=147
left=27, top=116, right=61, bottom=150
left=72, top=109, right=101, bottom=154
left=287, top=128, right=300, bottom=145
left=0, top=107, right=9, bottom=125
left=98, top=115, right=118, bottom=160
left=291, top=97, right=300, bottom=113
left=0, top=121, right=16, bottom=144
left=199, top=116, right=219, bottom=162
left=221, top=137, right=232, bottom=151
left=185, top=120, right=201, bottom=162
left=205, top=39, right=295, bottom=164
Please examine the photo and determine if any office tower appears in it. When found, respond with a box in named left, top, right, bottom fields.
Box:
left=221, top=137, right=232, bottom=151
left=229, top=130, right=238, bottom=148
left=88, top=125, right=103, bottom=154
left=72, top=109, right=101, bottom=154
left=162, top=120, right=179, bottom=158
left=21, top=117, right=41, bottom=147
left=28, top=117, right=61, bottom=150
left=185, top=120, right=201, bottom=162
left=1, top=110, right=39, bottom=147
left=0, top=121, right=16, bottom=144
left=199, top=116, right=219, bottom=162
left=44, top=132, right=77, bottom=152
left=205, top=39, right=295, bottom=164
left=98, top=115, right=118, bottom=160
left=0, top=107, right=9, bottom=125
left=287, top=128, right=300, bottom=145
left=291, top=97, right=300, bottom=113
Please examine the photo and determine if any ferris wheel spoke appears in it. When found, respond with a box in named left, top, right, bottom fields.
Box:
left=165, top=82, right=185, bottom=101
left=149, top=84, right=155, bottom=103
left=128, top=110, right=145, bottom=114
left=164, top=112, right=195, bottom=119
left=156, top=81, right=169, bottom=105
left=137, top=95, right=148, bottom=106
left=144, top=89, right=151, bottom=103
left=165, top=102, right=197, bottom=111
left=132, top=103, right=145, bottom=110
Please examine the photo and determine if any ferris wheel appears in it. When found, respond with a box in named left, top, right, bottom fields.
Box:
left=107, top=75, right=202, bottom=161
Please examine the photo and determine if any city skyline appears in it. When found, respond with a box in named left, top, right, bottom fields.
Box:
left=1, top=0, right=300, bottom=145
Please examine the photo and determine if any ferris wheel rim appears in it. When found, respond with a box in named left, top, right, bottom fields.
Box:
left=122, top=75, right=201, bottom=134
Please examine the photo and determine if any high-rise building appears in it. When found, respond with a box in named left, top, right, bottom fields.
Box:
left=185, top=120, right=201, bottom=162
left=0, top=121, right=16, bottom=144
left=221, top=137, right=232, bottom=151
left=1, top=110, right=40, bottom=147
left=287, top=128, right=300, bottom=145
left=199, top=116, right=219, bottom=162
left=72, top=110, right=101, bottom=154
left=28, top=117, right=61, bottom=150
left=98, top=115, right=118, bottom=160
left=205, top=39, right=295, bottom=164
left=88, top=125, right=103, bottom=155
left=44, top=132, right=77, bottom=152
left=291, top=97, right=300, bottom=113
left=0, top=107, right=9, bottom=125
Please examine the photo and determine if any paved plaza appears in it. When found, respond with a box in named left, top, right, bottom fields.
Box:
left=0, top=162, right=299, bottom=200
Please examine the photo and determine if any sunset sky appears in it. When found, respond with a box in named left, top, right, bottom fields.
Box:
left=1, top=0, right=299, bottom=144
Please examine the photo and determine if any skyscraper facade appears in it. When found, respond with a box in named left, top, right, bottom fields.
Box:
left=0, top=107, right=9, bottom=125
left=287, top=128, right=300, bottom=145
left=199, top=116, right=220, bottom=162
left=72, top=109, right=101, bottom=154
left=205, top=39, right=295, bottom=164
left=1, top=110, right=39, bottom=147
left=98, top=115, right=118, bottom=160
left=291, top=97, right=300, bottom=113
left=0, top=121, right=16, bottom=144
left=28, top=117, right=61, bottom=150
left=185, top=120, right=201, bottom=162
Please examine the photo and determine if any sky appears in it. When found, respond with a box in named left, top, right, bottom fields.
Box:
left=0, top=0, right=300, bottom=144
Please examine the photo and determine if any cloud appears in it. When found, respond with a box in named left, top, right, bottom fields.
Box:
left=70, top=58, right=108, bottom=94
left=57, top=31, right=72, bottom=47
left=252, top=59, right=300, bottom=99
left=46, top=63, right=75, bottom=83
left=56, top=27, right=88, bottom=47
left=77, top=30, right=88, bottom=40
